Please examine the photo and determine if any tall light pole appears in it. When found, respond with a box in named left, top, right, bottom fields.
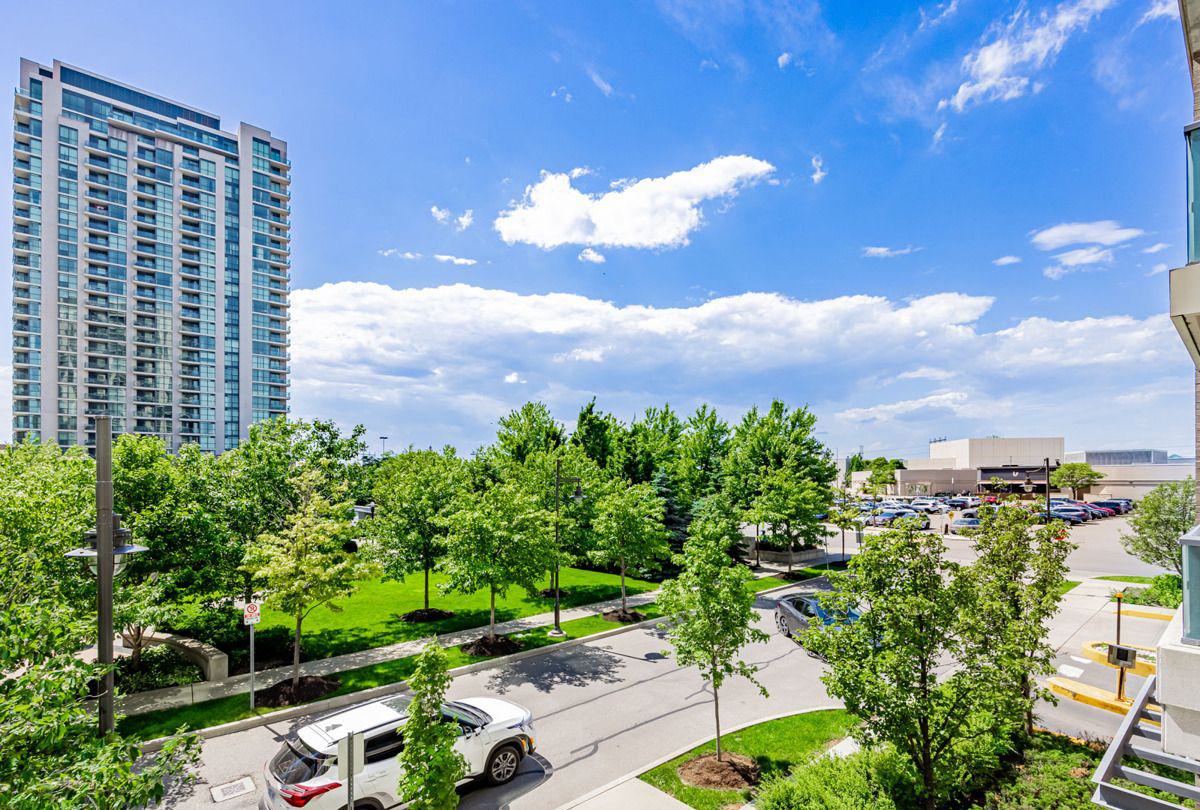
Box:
left=379, top=435, right=389, bottom=456
left=550, top=457, right=582, bottom=637
left=66, top=416, right=145, bottom=736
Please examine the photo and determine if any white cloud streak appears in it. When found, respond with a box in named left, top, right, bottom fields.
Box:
left=940, top=0, right=1114, bottom=113
left=862, top=245, right=921, bottom=258
left=577, top=248, right=606, bottom=264
left=494, top=155, right=776, bottom=250
left=810, top=155, right=827, bottom=184
left=1030, top=220, right=1144, bottom=250
left=433, top=254, right=477, bottom=266
left=993, top=255, right=1022, bottom=266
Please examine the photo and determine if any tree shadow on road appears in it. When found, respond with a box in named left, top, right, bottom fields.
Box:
left=484, top=643, right=627, bottom=694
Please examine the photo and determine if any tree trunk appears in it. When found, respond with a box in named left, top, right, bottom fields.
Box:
left=489, top=585, right=496, bottom=640
left=292, top=612, right=303, bottom=689
left=620, top=555, right=627, bottom=614
left=713, top=659, right=722, bottom=761
left=423, top=563, right=430, bottom=611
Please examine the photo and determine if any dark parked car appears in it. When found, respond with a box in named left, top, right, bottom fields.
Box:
left=1091, top=500, right=1128, bottom=514
left=1034, top=510, right=1083, bottom=525
left=775, top=593, right=860, bottom=640
left=949, top=517, right=981, bottom=533
left=870, top=509, right=930, bottom=529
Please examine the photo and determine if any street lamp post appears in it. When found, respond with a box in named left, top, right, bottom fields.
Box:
left=550, top=457, right=583, bottom=638
left=65, top=416, right=146, bottom=736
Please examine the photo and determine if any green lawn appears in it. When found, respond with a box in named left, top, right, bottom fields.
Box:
left=639, top=709, right=856, bottom=810
left=254, top=566, right=658, bottom=660
left=120, top=602, right=666, bottom=742
left=1096, top=575, right=1158, bottom=584
left=1057, top=580, right=1081, bottom=596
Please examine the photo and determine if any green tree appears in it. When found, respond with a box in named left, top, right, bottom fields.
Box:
left=658, top=512, right=769, bottom=761
left=747, top=466, right=831, bottom=573
left=1050, top=462, right=1105, bottom=500
left=398, top=639, right=466, bottom=810
left=615, top=404, right=684, bottom=485
left=571, top=398, right=620, bottom=470
left=970, top=504, right=1073, bottom=736
left=1121, top=478, right=1194, bottom=577
left=370, top=448, right=465, bottom=613
left=723, top=400, right=835, bottom=518
left=0, top=441, right=199, bottom=806
left=495, top=402, right=563, bottom=466
left=867, top=457, right=905, bottom=492
left=591, top=483, right=670, bottom=616
left=441, top=482, right=548, bottom=640
left=673, top=404, right=731, bottom=511
left=242, top=469, right=374, bottom=689
left=805, top=525, right=1007, bottom=808
left=221, top=418, right=367, bottom=601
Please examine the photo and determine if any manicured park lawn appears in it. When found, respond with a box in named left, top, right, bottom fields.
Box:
left=120, top=602, right=666, bottom=742
left=255, top=566, right=658, bottom=660
left=1097, top=575, right=1157, bottom=584
left=639, top=709, right=856, bottom=810
left=1058, top=580, right=1081, bottom=596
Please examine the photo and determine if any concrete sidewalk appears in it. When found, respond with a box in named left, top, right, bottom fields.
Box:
left=121, top=589, right=660, bottom=714
left=561, top=778, right=692, bottom=810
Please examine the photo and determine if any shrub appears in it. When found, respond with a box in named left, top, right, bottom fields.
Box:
left=114, top=644, right=204, bottom=694
left=1120, top=575, right=1183, bottom=609
left=755, top=747, right=916, bottom=810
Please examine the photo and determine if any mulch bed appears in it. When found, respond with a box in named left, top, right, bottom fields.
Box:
left=677, top=752, right=761, bottom=789
left=459, top=634, right=523, bottom=657
left=538, top=588, right=571, bottom=599
left=397, top=607, right=456, bottom=623
left=602, top=608, right=646, bottom=623
left=255, top=675, right=341, bottom=708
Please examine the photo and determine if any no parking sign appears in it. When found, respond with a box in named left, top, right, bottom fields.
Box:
left=243, top=602, right=260, bottom=625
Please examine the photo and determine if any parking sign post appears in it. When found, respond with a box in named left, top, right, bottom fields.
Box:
left=338, top=731, right=364, bottom=807
left=243, top=602, right=260, bottom=710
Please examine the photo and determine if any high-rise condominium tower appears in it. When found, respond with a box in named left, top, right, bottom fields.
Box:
left=11, top=58, right=290, bottom=452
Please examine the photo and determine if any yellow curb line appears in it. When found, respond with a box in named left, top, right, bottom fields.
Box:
left=1080, top=641, right=1156, bottom=677
left=1109, top=607, right=1174, bottom=621
left=1048, top=677, right=1160, bottom=723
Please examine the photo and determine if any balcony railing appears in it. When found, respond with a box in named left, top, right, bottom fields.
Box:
left=1091, top=674, right=1200, bottom=808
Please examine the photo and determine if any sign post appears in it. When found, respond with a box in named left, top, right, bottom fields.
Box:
left=243, top=602, right=260, bottom=710
left=338, top=731, right=365, bottom=807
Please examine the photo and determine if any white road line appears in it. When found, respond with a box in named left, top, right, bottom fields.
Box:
left=1057, top=664, right=1085, bottom=678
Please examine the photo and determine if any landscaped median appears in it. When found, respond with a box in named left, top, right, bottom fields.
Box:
left=121, top=570, right=816, bottom=743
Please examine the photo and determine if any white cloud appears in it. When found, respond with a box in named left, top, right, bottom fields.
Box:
left=1148, top=263, right=1169, bottom=277
left=932, top=122, right=948, bottom=148
left=897, top=366, right=957, bottom=381
left=993, top=255, right=1022, bottom=266
left=777, top=52, right=793, bottom=69
left=434, top=254, right=477, bottom=266
left=1139, top=0, right=1178, bottom=24
left=862, top=245, right=920, bottom=258
left=810, top=155, right=827, bottom=184
left=494, top=155, right=776, bottom=250
left=1030, top=219, right=1144, bottom=250
left=587, top=67, right=613, bottom=97
left=839, top=391, right=996, bottom=424
left=456, top=210, right=474, bottom=232
left=918, top=0, right=959, bottom=30
left=378, top=249, right=423, bottom=260
left=700, top=59, right=720, bottom=70
left=1054, top=245, right=1114, bottom=266
left=1143, top=242, right=1169, bottom=254
left=503, top=372, right=526, bottom=384
left=431, top=205, right=451, bottom=224
left=578, top=248, right=606, bottom=264
left=287, top=281, right=1186, bottom=453
left=569, top=167, right=593, bottom=179
left=551, top=86, right=573, bottom=103
left=940, top=0, right=1114, bottom=113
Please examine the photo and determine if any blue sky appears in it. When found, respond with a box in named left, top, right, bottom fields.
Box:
left=1, top=0, right=1194, bottom=460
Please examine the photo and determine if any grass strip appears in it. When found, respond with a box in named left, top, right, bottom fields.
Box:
left=639, top=709, right=855, bottom=810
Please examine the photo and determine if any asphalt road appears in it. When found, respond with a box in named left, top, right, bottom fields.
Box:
left=163, top=516, right=1165, bottom=810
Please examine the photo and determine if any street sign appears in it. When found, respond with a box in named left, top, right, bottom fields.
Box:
left=243, top=602, right=260, bottom=625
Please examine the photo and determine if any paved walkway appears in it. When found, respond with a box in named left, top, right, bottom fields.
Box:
left=562, top=778, right=691, bottom=810
left=121, top=589, right=662, bottom=714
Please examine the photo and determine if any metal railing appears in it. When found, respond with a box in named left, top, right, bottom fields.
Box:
left=1092, top=674, right=1200, bottom=808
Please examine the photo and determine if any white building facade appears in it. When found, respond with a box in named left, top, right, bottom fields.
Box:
left=11, top=59, right=289, bottom=452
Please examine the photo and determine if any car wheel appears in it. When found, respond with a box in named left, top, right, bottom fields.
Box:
left=777, top=614, right=791, bottom=637
left=486, top=743, right=522, bottom=786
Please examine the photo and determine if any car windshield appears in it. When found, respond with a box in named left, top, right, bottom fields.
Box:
left=270, top=739, right=331, bottom=785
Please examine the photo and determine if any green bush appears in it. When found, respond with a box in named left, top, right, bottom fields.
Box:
left=1121, top=574, right=1183, bottom=609
left=755, top=747, right=916, bottom=810
left=114, top=644, right=204, bottom=694
left=160, top=601, right=291, bottom=674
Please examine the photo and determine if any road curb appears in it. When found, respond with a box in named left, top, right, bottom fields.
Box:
left=136, top=574, right=818, bottom=754
left=553, top=705, right=845, bottom=810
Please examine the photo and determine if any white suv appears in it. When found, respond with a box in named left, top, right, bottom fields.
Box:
left=260, top=693, right=536, bottom=809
